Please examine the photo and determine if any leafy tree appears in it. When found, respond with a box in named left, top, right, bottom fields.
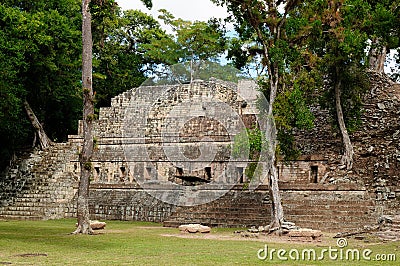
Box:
left=295, top=0, right=372, bottom=169
left=73, top=0, right=94, bottom=234
left=211, top=0, right=311, bottom=231
left=0, top=4, right=29, bottom=166
left=156, top=9, right=228, bottom=82
left=92, top=7, right=171, bottom=107
left=143, top=60, right=244, bottom=85
left=365, top=0, right=400, bottom=72
left=0, top=1, right=82, bottom=169
left=91, top=6, right=229, bottom=97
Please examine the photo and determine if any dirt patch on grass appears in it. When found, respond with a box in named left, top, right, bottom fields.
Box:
left=161, top=230, right=385, bottom=248
left=105, top=226, right=160, bottom=234
left=15, top=253, right=48, bottom=257
left=161, top=232, right=334, bottom=246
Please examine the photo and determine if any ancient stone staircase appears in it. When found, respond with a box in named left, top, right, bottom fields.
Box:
left=0, top=143, right=76, bottom=220
left=282, top=190, right=377, bottom=232
left=376, top=215, right=400, bottom=241
left=163, top=186, right=378, bottom=232
left=163, top=188, right=271, bottom=228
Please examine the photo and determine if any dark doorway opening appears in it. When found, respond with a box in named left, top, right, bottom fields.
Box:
left=176, top=167, right=183, bottom=176
left=205, top=167, right=212, bottom=180
left=311, top=166, right=318, bottom=183
left=237, top=167, right=244, bottom=183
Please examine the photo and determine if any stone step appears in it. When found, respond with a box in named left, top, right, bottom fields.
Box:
left=285, top=214, right=375, bottom=222
left=391, top=219, right=400, bottom=225
left=282, top=200, right=374, bottom=207
left=163, top=217, right=268, bottom=228
left=2, top=198, right=50, bottom=205
left=283, top=205, right=373, bottom=212
left=0, top=202, right=51, bottom=208
left=0, top=214, right=43, bottom=220
left=286, top=209, right=370, bottom=216
left=0, top=204, right=49, bottom=211
left=16, top=192, right=52, bottom=197
left=171, top=207, right=269, bottom=215
left=285, top=219, right=375, bottom=230
left=0, top=210, right=41, bottom=216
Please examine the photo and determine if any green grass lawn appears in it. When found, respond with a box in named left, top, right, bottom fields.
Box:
left=0, top=219, right=399, bottom=265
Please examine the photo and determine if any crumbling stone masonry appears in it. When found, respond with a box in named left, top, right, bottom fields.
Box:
left=0, top=75, right=399, bottom=232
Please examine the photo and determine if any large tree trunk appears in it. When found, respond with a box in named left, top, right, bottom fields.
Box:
left=23, top=100, right=52, bottom=150
left=368, top=38, right=387, bottom=73
left=334, top=72, right=354, bottom=170
left=73, top=0, right=94, bottom=235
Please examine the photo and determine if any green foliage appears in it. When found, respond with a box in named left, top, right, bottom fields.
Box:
left=300, top=0, right=371, bottom=133
left=232, top=127, right=267, bottom=180
left=231, top=129, right=249, bottom=160
left=244, top=162, right=258, bottom=182
left=92, top=7, right=172, bottom=108
left=271, top=84, right=315, bottom=161
left=213, top=0, right=318, bottom=162
left=140, top=0, right=153, bottom=9
left=232, top=127, right=265, bottom=160
left=321, top=66, right=370, bottom=133
left=158, top=9, right=227, bottom=63
left=366, top=0, right=400, bottom=49
left=144, top=61, right=244, bottom=85
left=0, top=1, right=82, bottom=168
left=273, top=86, right=314, bottom=132
left=93, top=136, right=99, bottom=150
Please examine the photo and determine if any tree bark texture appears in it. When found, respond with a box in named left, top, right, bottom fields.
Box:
left=368, top=38, right=386, bottom=73
left=247, top=0, right=285, bottom=231
left=334, top=71, right=354, bottom=170
left=266, top=78, right=284, bottom=230
left=23, top=100, right=52, bottom=150
left=73, top=0, right=94, bottom=235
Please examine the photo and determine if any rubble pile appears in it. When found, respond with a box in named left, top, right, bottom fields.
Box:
left=236, top=221, right=322, bottom=241
left=376, top=215, right=400, bottom=241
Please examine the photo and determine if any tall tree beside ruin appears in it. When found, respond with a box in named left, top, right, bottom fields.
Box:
left=73, top=0, right=153, bottom=234
left=73, top=0, right=94, bottom=234
left=300, top=0, right=371, bottom=170
left=212, top=0, right=305, bottom=231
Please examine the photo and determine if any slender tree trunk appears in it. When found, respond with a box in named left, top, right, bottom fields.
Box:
left=23, top=100, right=52, bottom=150
left=73, top=0, right=94, bottom=235
left=334, top=71, right=354, bottom=170
left=252, top=14, right=285, bottom=231
left=368, top=38, right=387, bottom=73
left=268, top=156, right=284, bottom=229
left=266, top=78, right=284, bottom=231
